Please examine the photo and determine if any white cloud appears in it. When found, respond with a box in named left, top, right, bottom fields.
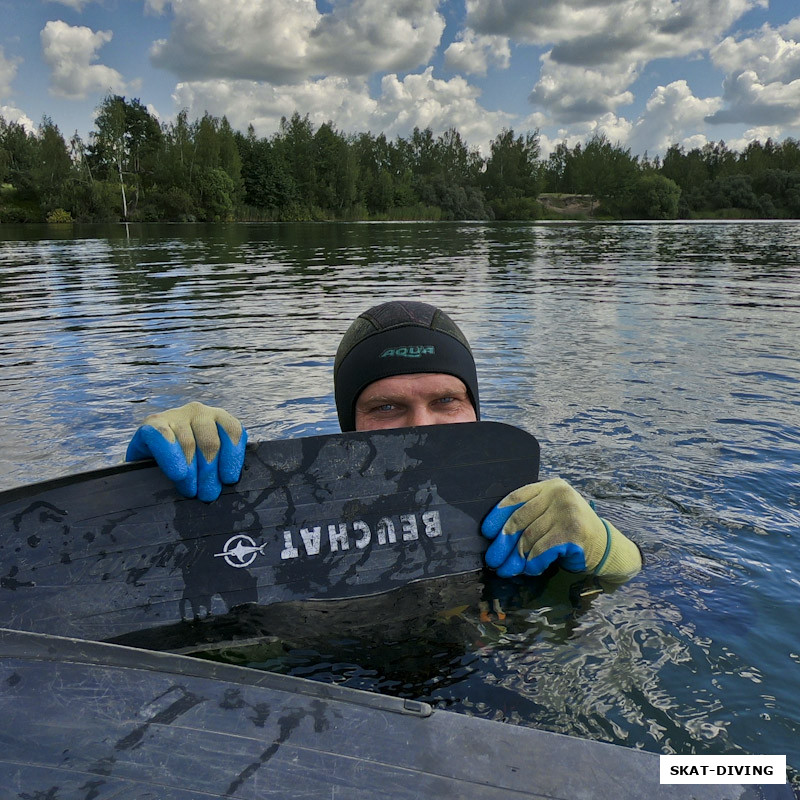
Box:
left=588, top=112, right=634, bottom=144
left=536, top=132, right=578, bottom=159
left=462, top=0, right=766, bottom=127
left=0, top=46, right=21, bottom=99
left=707, top=69, right=800, bottom=126
left=1, top=104, right=35, bottom=131
left=46, top=0, right=97, bottom=10
left=466, top=0, right=765, bottom=56
left=41, top=20, right=127, bottom=99
left=707, top=20, right=800, bottom=126
left=534, top=80, right=725, bottom=158
left=0, top=46, right=34, bottom=130
left=553, top=1, right=765, bottom=68
left=444, top=29, right=510, bottom=75
left=172, top=67, right=511, bottom=152
left=144, top=0, right=170, bottom=13
left=681, top=133, right=711, bottom=149
left=379, top=68, right=512, bottom=148
left=464, top=0, right=614, bottom=45
left=628, top=80, right=723, bottom=154
left=151, top=0, right=445, bottom=84
left=726, top=125, right=786, bottom=152
left=711, top=21, right=800, bottom=83
left=173, top=76, right=379, bottom=136
left=538, top=113, right=634, bottom=156
left=528, top=53, right=636, bottom=123
left=783, top=18, right=800, bottom=39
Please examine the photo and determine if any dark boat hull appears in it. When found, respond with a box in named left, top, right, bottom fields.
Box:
left=2, top=628, right=789, bottom=800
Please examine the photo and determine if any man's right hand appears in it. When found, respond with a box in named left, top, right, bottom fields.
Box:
left=125, top=401, right=247, bottom=502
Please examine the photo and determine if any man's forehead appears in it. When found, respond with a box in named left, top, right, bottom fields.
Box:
left=358, top=373, right=468, bottom=400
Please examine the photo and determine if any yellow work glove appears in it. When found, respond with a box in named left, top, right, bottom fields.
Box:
left=125, top=401, right=247, bottom=501
left=481, top=478, right=642, bottom=580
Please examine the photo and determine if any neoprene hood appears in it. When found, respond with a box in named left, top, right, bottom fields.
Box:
left=334, top=301, right=480, bottom=431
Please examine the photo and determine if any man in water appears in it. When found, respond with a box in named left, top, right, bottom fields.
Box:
left=127, top=300, right=642, bottom=580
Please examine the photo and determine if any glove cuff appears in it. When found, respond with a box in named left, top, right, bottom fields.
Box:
left=593, top=518, right=613, bottom=574
left=593, top=519, right=642, bottom=580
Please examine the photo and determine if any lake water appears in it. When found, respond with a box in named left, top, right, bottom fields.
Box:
left=2, top=221, right=799, bottom=783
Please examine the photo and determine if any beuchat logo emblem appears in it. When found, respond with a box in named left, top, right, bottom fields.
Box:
left=214, top=534, right=267, bottom=568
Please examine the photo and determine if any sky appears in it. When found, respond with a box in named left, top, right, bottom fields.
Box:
left=2, top=0, right=800, bottom=158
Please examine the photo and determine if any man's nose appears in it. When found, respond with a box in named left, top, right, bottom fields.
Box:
left=406, top=405, right=437, bottom=427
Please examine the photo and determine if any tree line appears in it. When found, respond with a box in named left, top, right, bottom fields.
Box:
left=2, top=94, right=800, bottom=223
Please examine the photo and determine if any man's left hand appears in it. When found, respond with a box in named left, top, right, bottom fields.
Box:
left=481, top=478, right=641, bottom=579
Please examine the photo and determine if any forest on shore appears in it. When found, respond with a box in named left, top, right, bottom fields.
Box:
left=2, top=94, right=800, bottom=224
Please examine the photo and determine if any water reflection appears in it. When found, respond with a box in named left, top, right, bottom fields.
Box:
left=2, top=220, right=799, bottom=782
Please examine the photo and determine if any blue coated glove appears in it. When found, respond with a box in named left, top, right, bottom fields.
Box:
left=481, top=478, right=641, bottom=580
left=126, top=401, right=247, bottom=502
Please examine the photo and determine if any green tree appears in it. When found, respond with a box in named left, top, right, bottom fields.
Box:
left=217, top=116, right=243, bottom=202
left=707, top=174, right=759, bottom=212
left=543, top=141, right=580, bottom=194
left=32, top=117, right=73, bottom=212
left=196, top=166, right=235, bottom=220
left=785, top=172, right=800, bottom=215
left=436, top=127, right=482, bottom=186
left=410, top=127, right=438, bottom=179
left=699, top=141, right=737, bottom=181
left=237, top=126, right=297, bottom=213
left=388, top=136, right=420, bottom=208
left=0, top=118, right=39, bottom=197
left=162, top=109, right=198, bottom=188
left=124, top=99, right=162, bottom=175
left=739, top=139, right=775, bottom=176
left=482, top=128, right=541, bottom=202
left=194, top=113, right=220, bottom=171
left=660, top=144, right=709, bottom=194
left=188, top=113, right=243, bottom=212
left=276, top=112, right=316, bottom=207
left=402, top=126, right=488, bottom=218
left=630, top=173, right=681, bottom=219
left=353, top=132, right=393, bottom=213
left=312, top=122, right=357, bottom=213
left=776, top=138, right=800, bottom=172
left=0, top=117, right=44, bottom=221
left=89, top=95, right=130, bottom=217
left=10, top=96, right=800, bottom=222
left=573, top=134, right=638, bottom=213
left=87, top=95, right=163, bottom=219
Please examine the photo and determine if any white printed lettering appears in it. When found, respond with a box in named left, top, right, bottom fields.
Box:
left=353, top=520, right=371, bottom=549
left=216, top=509, right=446, bottom=570
left=421, top=510, right=441, bottom=538
left=280, top=531, right=299, bottom=560
left=328, top=523, right=349, bottom=552
left=300, top=526, right=321, bottom=555
left=376, top=517, right=396, bottom=545
left=400, top=514, right=418, bottom=541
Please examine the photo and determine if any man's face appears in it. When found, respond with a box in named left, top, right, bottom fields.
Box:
left=354, top=372, right=477, bottom=431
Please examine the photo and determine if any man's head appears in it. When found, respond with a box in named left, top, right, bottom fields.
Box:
left=334, top=301, right=480, bottom=432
